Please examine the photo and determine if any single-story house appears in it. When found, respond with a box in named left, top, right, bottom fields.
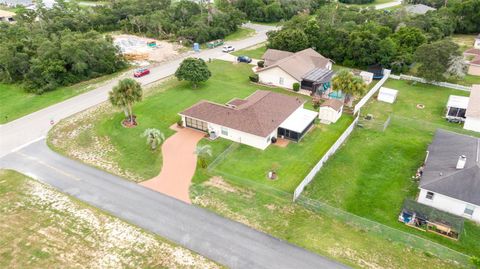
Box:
left=319, top=99, right=343, bottom=124
left=377, top=87, right=398, bottom=104
left=179, top=90, right=318, bottom=150
left=445, top=95, right=469, bottom=121
left=405, top=4, right=436, bottom=15
left=256, top=48, right=335, bottom=95
left=464, top=85, right=480, bottom=132
left=0, top=10, right=15, bottom=23
left=417, top=129, right=480, bottom=223
left=475, top=34, right=480, bottom=49
left=463, top=48, right=480, bottom=76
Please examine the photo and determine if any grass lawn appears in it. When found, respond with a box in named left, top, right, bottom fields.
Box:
left=207, top=116, right=353, bottom=193
left=191, top=178, right=465, bottom=269
left=224, top=27, right=256, bottom=41
left=48, top=60, right=313, bottom=181
left=0, top=71, right=123, bottom=124
left=232, top=44, right=267, bottom=59
left=452, top=34, right=477, bottom=52
left=303, top=79, right=480, bottom=256
left=0, top=170, right=220, bottom=268
left=343, top=0, right=398, bottom=8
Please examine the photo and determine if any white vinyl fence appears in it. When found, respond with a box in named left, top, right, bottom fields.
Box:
left=293, top=115, right=360, bottom=201
left=390, top=74, right=472, bottom=92
left=353, top=69, right=391, bottom=115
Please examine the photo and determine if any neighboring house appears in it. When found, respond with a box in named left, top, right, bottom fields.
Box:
left=319, top=99, right=343, bottom=124
left=463, top=48, right=480, bottom=76
left=179, top=90, right=318, bottom=150
left=256, top=48, right=335, bottom=95
left=0, top=10, right=15, bottom=23
left=405, top=4, right=436, bottom=15
left=464, top=85, right=480, bottom=132
left=417, top=129, right=480, bottom=223
left=445, top=95, right=469, bottom=122
left=475, top=34, right=480, bottom=49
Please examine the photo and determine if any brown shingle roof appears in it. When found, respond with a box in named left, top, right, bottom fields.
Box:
left=320, top=99, right=343, bottom=112
left=180, top=90, right=305, bottom=137
left=466, top=85, right=480, bottom=118
left=260, top=48, right=331, bottom=81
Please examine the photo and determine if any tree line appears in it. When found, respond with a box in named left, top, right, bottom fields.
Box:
left=266, top=1, right=479, bottom=81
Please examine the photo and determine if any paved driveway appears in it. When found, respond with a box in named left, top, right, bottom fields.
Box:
left=0, top=141, right=349, bottom=269
left=141, top=127, right=205, bottom=203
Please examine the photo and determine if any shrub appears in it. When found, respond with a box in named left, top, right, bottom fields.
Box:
left=177, top=119, right=184, bottom=127
left=249, top=74, right=259, bottom=82
left=257, top=60, right=265, bottom=68
left=292, top=82, right=300, bottom=92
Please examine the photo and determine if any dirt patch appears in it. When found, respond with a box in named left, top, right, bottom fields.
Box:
left=114, top=34, right=183, bottom=63
left=0, top=176, right=220, bottom=269
left=203, top=177, right=254, bottom=199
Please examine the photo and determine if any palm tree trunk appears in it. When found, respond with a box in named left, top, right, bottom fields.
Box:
left=128, top=103, right=134, bottom=124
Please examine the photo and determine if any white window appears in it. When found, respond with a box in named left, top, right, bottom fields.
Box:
left=279, top=77, right=284, bottom=85
left=426, top=191, right=434, bottom=200
left=464, top=205, right=475, bottom=216
left=221, top=127, right=228, bottom=136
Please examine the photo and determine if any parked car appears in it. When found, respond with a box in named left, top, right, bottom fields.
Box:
left=134, top=68, right=150, bottom=78
left=222, top=45, right=235, bottom=53
left=237, top=56, right=252, bottom=63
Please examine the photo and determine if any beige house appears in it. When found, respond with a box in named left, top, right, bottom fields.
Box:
left=256, top=48, right=334, bottom=94
left=464, top=85, right=480, bottom=133
left=463, top=35, right=480, bottom=76
left=0, top=10, right=15, bottom=23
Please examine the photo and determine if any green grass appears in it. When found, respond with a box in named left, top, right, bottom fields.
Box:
left=49, top=60, right=312, bottom=181
left=191, top=179, right=466, bottom=269
left=303, top=79, right=480, bottom=256
left=342, top=0, right=398, bottom=8
left=0, top=169, right=220, bottom=268
left=209, top=116, right=353, bottom=192
left=232, top=44, right=267, bottom=59
left=0, top=71, right=123, bottom=124
left=224, top=27, right=256, bottom=42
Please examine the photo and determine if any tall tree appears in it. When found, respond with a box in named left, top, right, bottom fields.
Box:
left=414, top=39, right=459, bottom=81
left=332, top=69, right=367, bottom=106
left=446, top=55, right=467, bottom=79
left=175, top=58, right=211, bottom=88
left=109, top=78, right=143, bottom=125
left=142, top=128, right=165, bottom=150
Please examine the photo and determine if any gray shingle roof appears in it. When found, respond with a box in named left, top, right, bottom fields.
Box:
left=420, top=129, right=480, bottom=206
left=405, top=4, right=436, bottom=14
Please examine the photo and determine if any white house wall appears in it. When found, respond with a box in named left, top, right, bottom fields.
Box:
left=464, top=117, right=480, bottom=132
left=208, top=122, right=276, bottom=150
left=417, top=188, right=480, bottom=222
left=258, top=67, right=299, bottom=89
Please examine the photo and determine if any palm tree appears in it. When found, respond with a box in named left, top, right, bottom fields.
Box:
left=332, top=69, right=367, bottom=106
left=194, top=144, right=212, bottom=168
left=109, top=78, right=143, bottom=125
left=142, top=128, right=165, bottom=150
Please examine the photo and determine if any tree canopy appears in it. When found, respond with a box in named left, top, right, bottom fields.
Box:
left=332, top=69, right=367, bottom=105
left=414, top=39, right=460, bottom=81
left=109, top=78, right=143, bottom=125
left=175, top=58, right=211, bottom=88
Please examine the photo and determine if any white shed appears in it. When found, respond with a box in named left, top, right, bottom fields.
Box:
left=378, top=87, right=398, bottom=104
left=319, top=99, right=343, bottom=124
left=445, top=95, right=469, bottom=121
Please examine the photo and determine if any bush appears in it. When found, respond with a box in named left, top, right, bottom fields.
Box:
left=177, top=119, right=183, bottom=127
left=292, top=82, right=300, bottom=92
left=249, top=74, right=259, bottom=82
left=257, top=60, right=264, bottom=68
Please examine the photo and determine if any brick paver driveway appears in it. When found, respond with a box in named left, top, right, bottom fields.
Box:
left=141, top=127, right=205, bottom=203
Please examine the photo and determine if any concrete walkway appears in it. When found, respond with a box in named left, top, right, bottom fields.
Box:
left=141, top=127, right=204, bottom=203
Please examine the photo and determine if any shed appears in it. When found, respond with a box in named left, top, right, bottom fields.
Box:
left=319, top=99, right=343, bottom=124
left=378, top=87, right=398, bottom=104
left=445, top=95, right=469, bottom=121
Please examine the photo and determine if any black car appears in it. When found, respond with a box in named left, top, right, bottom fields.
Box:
left=237, top=56, right=252, bottom=63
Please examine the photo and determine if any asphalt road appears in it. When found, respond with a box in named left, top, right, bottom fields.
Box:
left=0, top=140, right=350, bottom=269
left=0, top=23, right=275, bottom=158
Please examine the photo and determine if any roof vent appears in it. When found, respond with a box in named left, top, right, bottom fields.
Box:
left=456, top=155, right=467, bottom=170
